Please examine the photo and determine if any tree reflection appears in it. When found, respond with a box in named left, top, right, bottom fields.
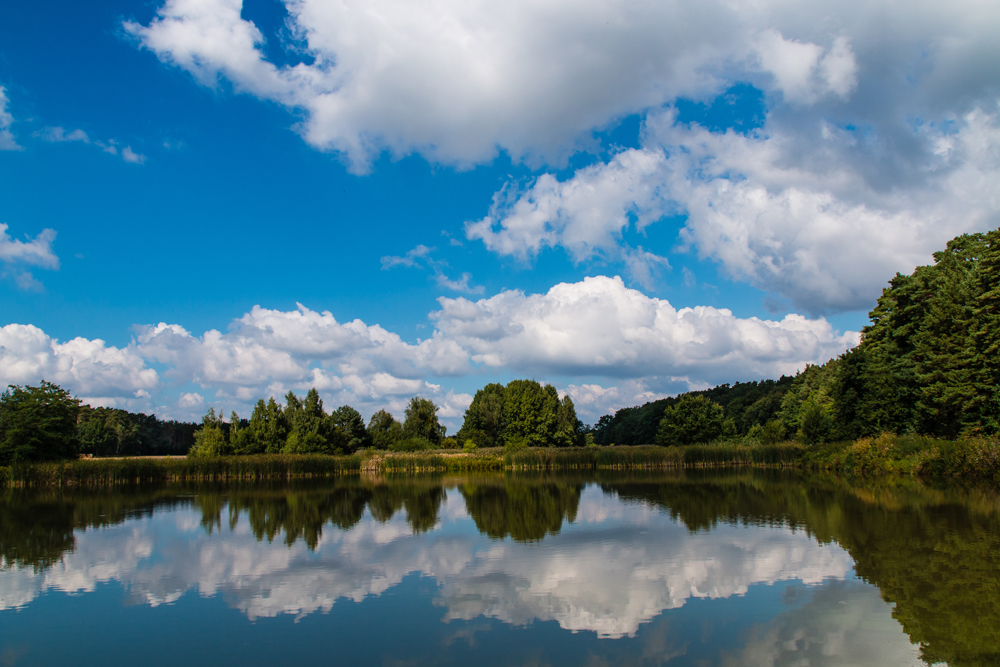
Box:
left=604, top=472, right=1000, bottom=666
left=2, top=473, right=999, bottom=664
left=460, top=477, right=582, bottom=541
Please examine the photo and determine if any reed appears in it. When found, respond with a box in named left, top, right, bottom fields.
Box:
left=4, top=436, right=999, bottom=487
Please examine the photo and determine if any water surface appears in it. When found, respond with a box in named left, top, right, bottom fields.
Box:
left=2, top=471, right=997, bottom=666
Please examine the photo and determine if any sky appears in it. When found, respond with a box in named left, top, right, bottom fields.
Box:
left=1, top=0, right=998, bottom=429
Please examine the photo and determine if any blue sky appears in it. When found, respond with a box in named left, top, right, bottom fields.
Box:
left=1, top=0, right=998, bottom=427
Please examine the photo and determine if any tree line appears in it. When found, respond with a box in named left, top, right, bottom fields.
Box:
left=3, top=227, right=996, bottom=462
left=0, top=382, right=196, bottom=465
left=188, top=391, right=450, bottom=457
left=594, top=228, right=1000, bottom=447
left=0, top=377, right=584, bottom=463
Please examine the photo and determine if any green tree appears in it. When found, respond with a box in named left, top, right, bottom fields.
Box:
left=77, top=407, right=141, bottom=457
left=328, top=405, right=371, bottom=453
left=242, top=397, right=288, bottom=454
left=554, top=394, right=583, bottom=447
left=460, top=383, right=506, bottom=447
left=655, top=394, right=726, bottom=446
left=367, top=409, right=402, bottom=449
left=283, top=388, right=331, bottom=454
left=188, top=407, right=228, bottom=457
left=0, top=381, right=80, bottom=464
left=503, top=380, right=559, bottom=447
left=402, top=396, right=446, bottom=446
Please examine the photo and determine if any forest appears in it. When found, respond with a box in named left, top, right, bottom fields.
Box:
left=1, top=227, right=998, bottom=465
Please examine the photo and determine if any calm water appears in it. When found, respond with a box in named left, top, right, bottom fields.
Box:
left=1, top=471, right=998, bottom=666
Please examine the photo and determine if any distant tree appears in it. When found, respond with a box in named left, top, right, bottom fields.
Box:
left=242, top=397, right=287, bottom=454
left=283, top=388, right=331, bottom=454
left=188, top=408, right=228, bottom=457
left=460, top=383, right=506, bottom=447
left=656, top=395, right=726, bottom=446
left=0, top=381, right=80, bottom=464
left=228, top=410, right=251, bottom=453
left=328, top=405, right=371, bottom=453
left=554, top=394, right=584, bottom=447
left=503, top=380, right=559, bottom=447
left=368, top=409, right=402, bottom=449
left=77, top=407, right=141, bottom=457
left=402, top=397, right=446, bottom=445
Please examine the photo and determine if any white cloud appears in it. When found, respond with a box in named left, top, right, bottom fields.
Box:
left=381, top=244, right=484, bottom=294
left=470, top=104, right=1000, bottom=313
left=0, top=324, right=159, bottom=405
left=435, top=272, right=484, bottom=295
left=123, top=0, right=1000, bottom=314
left=467, top=149, right=672, bottom=262
left=0, top=486, right=857, bottom=643
left=755, top=31, right=857, bottom=105
left=39, top=126, right=147, bottom=164
left=2, top=278, right=855, bottom=421
left=124, top=0, right=1000, bottom=175
left=121, top=146, right=146, bottom=164
left=0, top=223, right=60, bottom=291
left=381, top=244, right=434, bottom=269
left=432, top=275, right=857, bottom=382
left=0, top=86, right=19, bottom=151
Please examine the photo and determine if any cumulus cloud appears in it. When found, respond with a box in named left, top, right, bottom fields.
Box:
left=0, top=86, right=21, bottom=151
left=124, top=0, right=1000, bottom=312
left=0, top=323, right=158, bottom=408
left=39, top=126, right=147, bottom=164
left=1, top=277, right=856, bottom=420
left=0, top=486, right=857, bottom=644
left=0, top=223, right=60, bottom=291
left=124, top=0, right=1000, bottom=173
left=471, top=105, right=1000, bottom=313
left=432, top=275, right=857, bottom=382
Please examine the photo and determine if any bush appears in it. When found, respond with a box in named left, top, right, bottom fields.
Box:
left=463, top=440, right=479, bottom=453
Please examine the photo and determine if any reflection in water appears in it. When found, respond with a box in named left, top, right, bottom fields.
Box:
left=1, top=472, right=998, bottom=665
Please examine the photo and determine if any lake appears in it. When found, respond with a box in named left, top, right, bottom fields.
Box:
left=1, top=471, right=997, bottom=666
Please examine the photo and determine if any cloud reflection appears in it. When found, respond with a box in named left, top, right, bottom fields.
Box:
left=0, top=486, right=854, bottom=640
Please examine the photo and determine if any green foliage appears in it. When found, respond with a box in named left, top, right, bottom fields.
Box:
left=367, top=409, right=402, bottom=449
left=747, top=420, right=785, bottom=445
left=77, top=407, right=141, bottom=457
left=460, top=480, right=582, bottom=541
left=283, top=389, right=333, bottom=454
left=592, top=376, right=794, bottom=446
left=402, top=396, right=446, bottom=445
left=389, top=436, right=433, bottom=452
left=460, top=383, right=505, bottom=447
left=502, top=380, right=560, bottom=447
left=463, top=440, right=479, bottom=453
left=188, top=408, right=229, bottom=458
left=242, top=398, right=288, bottom=454
left=656, top=394, right=726, bottom=446
left=328, top=405, right=371, bottom=453
left=0, top=381, right=80, bottom=465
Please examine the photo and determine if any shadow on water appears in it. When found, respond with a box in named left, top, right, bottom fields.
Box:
left=2, top=470, right=999, bottom=665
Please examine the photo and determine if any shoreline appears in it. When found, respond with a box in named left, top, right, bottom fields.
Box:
left=3, top=435, right=999, bottom=487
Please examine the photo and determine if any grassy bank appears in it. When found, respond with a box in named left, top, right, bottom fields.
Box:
left=2, top=435, right=998, bottom=486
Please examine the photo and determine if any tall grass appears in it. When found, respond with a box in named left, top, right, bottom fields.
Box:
left=4, top=435, right=999, bottom=487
